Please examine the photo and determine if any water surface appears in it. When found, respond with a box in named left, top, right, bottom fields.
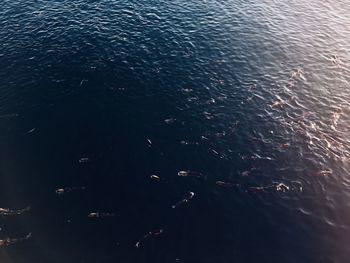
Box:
left=0, top=0, right=350, bottom=262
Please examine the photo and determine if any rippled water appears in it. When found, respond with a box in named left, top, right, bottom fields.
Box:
left=1, top=0, right=350, bottom=262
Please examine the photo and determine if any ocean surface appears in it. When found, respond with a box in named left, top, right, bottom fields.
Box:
left=0, top=0, right=350, bottom=262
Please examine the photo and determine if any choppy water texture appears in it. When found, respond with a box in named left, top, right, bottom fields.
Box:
left=1, top=0, right=350, bottom=262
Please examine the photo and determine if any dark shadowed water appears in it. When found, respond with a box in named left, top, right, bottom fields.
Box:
left=1, top=0, right=350, bottom=262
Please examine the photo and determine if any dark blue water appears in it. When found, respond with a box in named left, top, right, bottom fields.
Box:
left=1, top=0, right=350, bottom=262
